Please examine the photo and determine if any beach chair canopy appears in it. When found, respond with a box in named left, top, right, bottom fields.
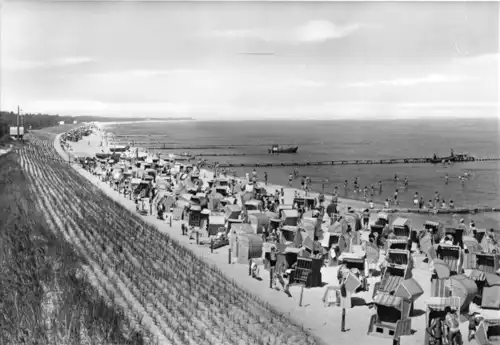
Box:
left=190, top=205, right=202, bottom=212
left=225, top=204, right=241, bottom=212
left=278, top=204, right=294, bottom=211
left=425, top=296, right=461, bottom=312
left=392, top=217, right=411, bottom=228
left=201, top=209, right=211, bottom=215
left=377, top=212, right=389, bottom=220
left=245, top=199, right=262, bottom=207
left=144, top=175, right=154, bottom=181
left=387, top=249, right=410, bottom=266
left=281, top=225, right=298, bottom=232
left=394, top=278, right=424, bottom=302
left=231, top=223, right=254, bottom=234
left=284, top=247, right=302, bottom=254
left=433, top=259, right=452, bottom=279
left=131, top=178, right=142, bottom=185
left=466, top=269, right=486, bottom=282
left=265, top=211, right=278, bottom=219
left=327, top=220, right=346, bottom=234
left=374, top=293, right=403, bottom=310
left=282, top=209, right=299, bottom=219
left=339, top=252, right=366, bottom=263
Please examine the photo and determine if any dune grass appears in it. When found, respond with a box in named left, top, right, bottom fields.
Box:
left=0, top=150, right=144, bottom=345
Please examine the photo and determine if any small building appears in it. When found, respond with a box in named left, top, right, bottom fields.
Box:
left=59, top=121, right=65, bottom=125
left=10, top=126, right=24, bottom=139
left=73, top=120, right=78, bottom=124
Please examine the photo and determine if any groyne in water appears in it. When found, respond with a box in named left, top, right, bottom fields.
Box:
left=214, top=157, right=500, bottom=168
left=372, top=206, right=500, bottom=215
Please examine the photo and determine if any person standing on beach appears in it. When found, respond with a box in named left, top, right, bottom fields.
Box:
left=404, top=176, right=409, bottom=188
left=362, top=208, right=370, bottom=230
left=434, top=192, right=440, bottom=207
left=280, top=188, right=285, bottom=204
left=301, top=176, right=305, bottom=191
left=252, top=169, right=257, bottom=181
left=419, top=196, right=425, bottom=209
left=394, top=190, right=399, bottom=206
left=288, top=173, right=293, bottom=187
left=445, top=173, right=449, bottom=184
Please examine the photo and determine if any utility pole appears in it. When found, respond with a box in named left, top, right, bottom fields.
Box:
left=17, top=106, right=20, bottom=139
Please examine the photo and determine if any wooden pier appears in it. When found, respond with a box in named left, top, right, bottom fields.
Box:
left=213, top=157, right=500, bottom=168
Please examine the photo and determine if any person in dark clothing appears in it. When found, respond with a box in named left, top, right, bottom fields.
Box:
left=468, top=312, right=481, bottom=342
left=428, top=317, right=443, bottom=345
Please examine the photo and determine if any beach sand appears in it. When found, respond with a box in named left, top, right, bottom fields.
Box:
left=60, top=128, right=487, bottom=345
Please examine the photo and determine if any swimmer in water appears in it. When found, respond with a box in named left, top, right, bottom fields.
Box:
left=404, top=176, right=409, bottom=188
left=445, top=173, right=449, bottom=184
left=378, top=181, right=383, bottom=192
left=394, top=173, right=398, bottom=182
left=344, top=180, right=348, bottom=189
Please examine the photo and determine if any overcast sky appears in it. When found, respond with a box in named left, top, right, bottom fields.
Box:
left=1, top=1, right=498, bottom=120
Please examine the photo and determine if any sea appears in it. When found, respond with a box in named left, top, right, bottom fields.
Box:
left=104, top=118, right=500, bottom=229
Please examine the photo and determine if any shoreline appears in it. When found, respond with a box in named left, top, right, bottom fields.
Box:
left=95, top=124, right=498, bottom=230
left=59, top=125, right=496, bottom=345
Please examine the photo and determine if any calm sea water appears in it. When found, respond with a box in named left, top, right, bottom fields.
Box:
left=105, top=119, right=500, bottom=228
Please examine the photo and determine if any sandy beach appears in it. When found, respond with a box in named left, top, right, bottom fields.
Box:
left=60, top=127, right=497, bottom=345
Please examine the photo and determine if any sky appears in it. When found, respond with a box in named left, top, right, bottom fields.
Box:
left=1, top=1, right=499, bottom=120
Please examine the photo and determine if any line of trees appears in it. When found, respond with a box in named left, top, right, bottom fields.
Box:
left=0, top=111, right=193, bottom=132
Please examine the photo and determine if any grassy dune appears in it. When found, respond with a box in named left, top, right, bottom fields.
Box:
left=0, top=149, right=144, bottom=345
left=0, top=129, right=317, bottom=345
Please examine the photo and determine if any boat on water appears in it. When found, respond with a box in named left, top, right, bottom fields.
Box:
left=268, top=144, right=299, bottom=154
left=428, top=149, right=475, bottom=164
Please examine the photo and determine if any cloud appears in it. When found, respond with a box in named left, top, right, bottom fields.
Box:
left=2, top=56, right=96, bottom=70
left=294, top=20, right=361, bottom=43
left=347, top=74, right=473, bottom=87
left=209, top=20, right=361, bottom=44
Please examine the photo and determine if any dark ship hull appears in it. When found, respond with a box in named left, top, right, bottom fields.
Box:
left=268, top=146, right=299, bottom=154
